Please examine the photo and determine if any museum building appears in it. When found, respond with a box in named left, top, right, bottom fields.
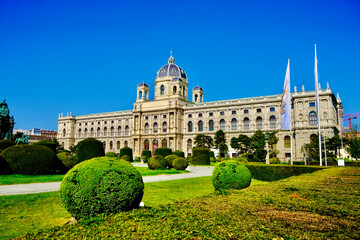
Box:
left=58, top=54, right=343, bottom=162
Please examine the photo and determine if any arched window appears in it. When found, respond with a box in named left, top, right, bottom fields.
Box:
left=125, top=125, right=129, bottom=135
left=284, top=136, right=291, bottom=148
left=243, top=117, right=250, bottom=130
left=198, top=120, right=203, bottom=132
left=195, top=94, right=198, bottom=102
left=270, top=116, right=276, bottom=129
left=139, top=91, right=142, bottom=99
left=160, top=85, right=165, bottom=95
left=162, top=139, right=167, bottom=147
left=153, top=139, right=158, bottom=151
left=84, top=128, right=88, bottom=137
left=231, top=118, right=237, bottom=130
left=309, top=111, right=317, bottom=125
left=103, top=141, right=106, bottom=150
left=144, top=140, right=149, bottom=150
left=144, top=123, right=149, bottom=134
left=256, top=117, right=263, bottom=129
left=109, top=141, right=113, bottom=149
left=111, top=126, right=114, bottom=136
left=154, top=122, right=158, bottom=133
left=163, top=122, right=167, bottom=133
left=91, top=128, right=94, bottom=137
left=209, top=120, right=214, bottom=131
left=173, top=86, right=177, bottom=94
left=104, top=127, right=107, bottom=136
left=97, top=127, right=101, bottom=137
left=78, top=129, right=81, bottom=138
left=63, top=129, right=66, bottom=137
left=124, top=140, right=128, bottom=148
left=187, top=139, right=192, bottom=150
left=118, top=126, right=122, bottom=136
left=188, top=121, right=193, bottom=132
left=144, top=91, right=147, bottom=99
left=117, top=141, right=120, bottom=150
left=220, top=119, right=226, bottom=131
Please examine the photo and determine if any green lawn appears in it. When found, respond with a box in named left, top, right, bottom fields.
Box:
left=13, top=167, right=360, bottom=239
left=0, top=167, right=188, bottom=185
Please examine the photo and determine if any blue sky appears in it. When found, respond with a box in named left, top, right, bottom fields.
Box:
left=1, top=0, right=359, bottom=131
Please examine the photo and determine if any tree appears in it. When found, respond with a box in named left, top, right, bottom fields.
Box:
left=194, top=134, right=214, bottom=148
left=267, top=131, right=279, bottom=158
left=230, top=134, right=251, bottom=154
left=347, top=137, right=360, bottom=160
left=251, top=130, right=266, bottom=161
left=326, top=134, right=342, bottom=158
left=214, top=130, right=228, bottom=157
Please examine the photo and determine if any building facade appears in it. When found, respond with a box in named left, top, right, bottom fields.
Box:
left=58, top=54, right=343, bottom=162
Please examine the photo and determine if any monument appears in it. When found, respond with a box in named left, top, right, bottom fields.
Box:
left=0, top=99, right=15, bottom=140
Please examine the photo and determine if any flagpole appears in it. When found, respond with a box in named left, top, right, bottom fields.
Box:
left=289, top=58, right=293, bottom=165
left=315, top=43, right=323, bottom=166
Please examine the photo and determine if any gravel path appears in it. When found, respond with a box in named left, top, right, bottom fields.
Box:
left=0, top=165, right=214, bottom=196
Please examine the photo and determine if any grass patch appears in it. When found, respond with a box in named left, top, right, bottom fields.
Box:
left=16, top=167, right=360, bottom=239
left=0, top=167, right=187, bottom=185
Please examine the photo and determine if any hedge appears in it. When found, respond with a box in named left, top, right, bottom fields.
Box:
left=191, top=147, right=210, bottom=165
left=121, top=155, right=131, bottom=162
left=141, top=150, right=152, bottom=158
left=173, top=150, right=185, bottom=158
left=1, top=145, right=63, bottom=175
left=164, top=155, right=178, bottom=169
left=0, top=139, right=15, bottom=152
left=244, top=164, right=326, bottom=181
left=120, top=147, right=133, bottom=161
left=148, top=155, right=166, bottom=170
left=60, top=157, right=144, bottom=219
left=105, top=152, right=118, bottom=158
left=212, top=161, right=252, bottom=190
left=0, top=154, right=12, bottom=175
left=154, top=147, right=172, bottom=157
left=57, top=151, right=76, bottom=169
left=75, top=138, right=105, bottom=164
left=33, top=140, right=57, bottom=153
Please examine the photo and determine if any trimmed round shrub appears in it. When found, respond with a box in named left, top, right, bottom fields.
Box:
left=236, top=157, right=248, bottom=163
left=33, top=140, right=57, bottom=153
left=1, top=145, right=59, bottom=175
left=0, top=155, right=12, bottom=175
left=154, top=147, right=172, bottom=157
left=141, top=155, right=149, bottom=163
left=141, top=150, right=152, bottom=159
left=121, top=155, right=131, bottom=162
left=120, top=147, right=133, bottom=161
left=269, top=158, right=280, bottom=164
left=0, top=139, right=15, bottom=152
left=135, top=156, right=140, bottom=162
left=192, top=147, right=210, bottom=165
left=212, top=160, right=252, bottom=191
left=148, top=155, right=166, bottom=170
left=105, top=152, right=118, bottom=158
left=173, top=157, right=188, bottom=170
left=57, top=151, right=76, bottom=169
left=75, top=138, right=105, bottom=164
left=241, top=153, right=258, bottom=162
left=173, top=150, right=185, bottom=158
left=164, top=155, right=178, bottom=168
left=210, top=157, right=216, bottom=162
left=60, top=157, right=144, bottom=219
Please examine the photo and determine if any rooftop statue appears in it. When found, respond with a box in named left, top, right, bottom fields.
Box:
left=0, top=99, right=15, bottom=140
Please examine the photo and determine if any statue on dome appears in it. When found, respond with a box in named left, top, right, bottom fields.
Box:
left=0, top=99, right=15, bottom=140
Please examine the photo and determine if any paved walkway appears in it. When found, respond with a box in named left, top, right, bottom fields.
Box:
left=0, top=165, right=214, bottom=196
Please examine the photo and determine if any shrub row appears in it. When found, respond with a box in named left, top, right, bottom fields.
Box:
left=148, top=155, right=188, bottom=170
left=244, top=164, right=326, bottom=181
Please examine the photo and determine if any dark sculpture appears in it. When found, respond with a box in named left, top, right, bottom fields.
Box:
left=0, top=99, right=15, bottom=140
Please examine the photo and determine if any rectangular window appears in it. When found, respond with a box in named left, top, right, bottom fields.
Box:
left=232, top=110, right=236, bottom=115
left=163, top=115, right=167, bottom=118
left=257, top=108, right=261, bottom=113
left=285, top=153, right=291, bottom=158
left=309, top=102, right=315, bottom=107
left=270, top=107, right=275, bottom=112
left=244, top=109, right=249, bottom=114
left=220, top=111, right=225, bottom=115
left=198, top=113, right=202, bottom=117
left=154, top=116, right=158, bottom=119
left=188, top=114, right=192, bottom=118
left=209, top=112, right=213, bottom=116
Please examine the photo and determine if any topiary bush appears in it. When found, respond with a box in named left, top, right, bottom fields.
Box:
left=164, top=155, right=178, bottom=169
left=105, top=152, right=118, bottom=158
left=0, top=154, right=12, bottom=175
left=135, top=156, right=140, bottom=162
left=57, top=151, right=76, bottom=169
left=241, top=153, right=258, bottom=162
left=1, top=145, right=60, bottom=175
left=192, top=147, right=210, bottom=165
left=120, top=147, right=133, bottom=161
left=209, top=151, right=215, bottom=159
left=269, top=158, right=280, bottom=164
left=212, top=160, right=252, bottom=191
left=172, top=157, right=189, bottom=170
left=148, top=155, right=166, bottom=170
left=154, top=147, right=172, bottom=157
left=75, top=138, right=105, bottom=164
left=60, top=157, right=144, bottom=219
left=121, top=155, right=131, bottom=162
left=141, top=150, right=152, bottom=158
left=33, top=140, right=57, bottom=153
left=173, top=150, right=185, bottom=158
left=0, top=139, right=15, bottom=152
left=210, top=157, right=216, bottom=162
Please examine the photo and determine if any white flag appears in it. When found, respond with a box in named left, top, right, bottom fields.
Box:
left=315, top=44, right=320, bottom=115
left=281, top=58, right=291, bottom=130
